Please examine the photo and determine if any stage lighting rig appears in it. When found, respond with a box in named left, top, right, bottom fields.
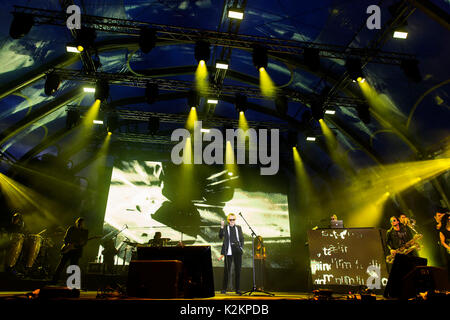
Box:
left=44, top=72, right=61, bottom=96
left=9, top=12, right=33, bottom=39
left=252, top=45, right=268, bottom=71
left=139, top=28, right=157, bottom=54
left=195, top=40, right=211, bottom=64
left=95, top=79, right=109, bottom=102
left=145, top=82, right=159, bottom=104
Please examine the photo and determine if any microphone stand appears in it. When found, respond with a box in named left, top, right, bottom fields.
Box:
left=239, top=212, right=274, bottom=296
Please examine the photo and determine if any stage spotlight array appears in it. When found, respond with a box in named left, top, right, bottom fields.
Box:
left=215, top=60, right=229, bottom=70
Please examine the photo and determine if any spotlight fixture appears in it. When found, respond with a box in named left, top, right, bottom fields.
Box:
left=275, top=95, right=288, bottom=116
left=195, top=40, right=211, bottom=64
left=356, top=105, right=371, bottom=124
left=83, top=87, right=96, bottom=93
left=106, top=113, right=119, bottom=133
left=145, top=82, right=159, bottom=104
left=252, top=45, right=268, bottom=71
left=287, top=131, right=298, bottom=148
left=9, top=13, right=33, bottom=39
left=401, top=59, right=422, bottom=82
left=393, top=29, right=408, bottom=39
left=95, top=80, right=109, bottom=102
left=139, top=28, right=157, bottom=54
left=148, top=116, right=160, bottom=135
left=66, top=44, right=82, bottom=53
left=75, top=28, right=96, bottom=52
left=306, top=136, right=317, bottom=142
left=187, top=90, right=200, bottom=108
left=311, top=101, right=325, bottom=121
left=304, top=47, right=320, bottom=71
left=215, top=60, right=229, bottom=70
left=207, top=99, right=218, bottom=104
left=66, top=109, right=80, bottom=129
left=345, top=58, right=364, bottom=82
left=228, top=8, right=244, bottom=20
left=235, top=94, right=247, bottom=113
left=324, top=109, right=336, bottom=115
left=93, top=119, right=104, bottom=125
left=44, top=73, right=61, bottom=96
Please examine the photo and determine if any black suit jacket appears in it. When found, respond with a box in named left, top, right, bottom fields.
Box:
left=219, top=225, right=244, bottom=255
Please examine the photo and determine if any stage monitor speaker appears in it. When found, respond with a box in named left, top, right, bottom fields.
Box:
left=136, top=245, right=215, bottom=298
left=127, top=260, right=183, bottom=298
left=37, top=286, right=80, bottom=299
left=383, top=254, right=427, bottom=298
left=401, top=266, right=449, bottom=300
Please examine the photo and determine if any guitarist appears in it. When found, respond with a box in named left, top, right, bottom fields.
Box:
left=52, top=217, right=89, bottom=282
left=386, top=216, right=417, bottom=260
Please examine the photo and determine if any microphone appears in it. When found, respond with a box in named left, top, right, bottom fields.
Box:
left=238, top=212, right=242, bottom=216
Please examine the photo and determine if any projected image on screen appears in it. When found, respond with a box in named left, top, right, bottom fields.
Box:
left=307, top=228, right=389, bottom=290
left=101, top=160, right=290, bottom=268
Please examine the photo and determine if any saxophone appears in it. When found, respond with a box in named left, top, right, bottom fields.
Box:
left=386, top=234, right=423, bottom=264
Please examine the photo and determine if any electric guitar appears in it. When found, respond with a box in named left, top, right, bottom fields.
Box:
left=61, top=236, right=101, bottom=254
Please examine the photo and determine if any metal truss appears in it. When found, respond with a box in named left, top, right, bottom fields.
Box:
left=13, top=5, right=415, bottom=65
left=56, top=68, right=366, bottom=108
left=68, top=106, right=290, bottom=131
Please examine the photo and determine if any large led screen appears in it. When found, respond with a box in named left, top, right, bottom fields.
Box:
left=101, top=160, right=290, bottom=268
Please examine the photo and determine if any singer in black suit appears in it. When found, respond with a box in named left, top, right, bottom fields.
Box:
left=219, top=213, right=244, bottom=294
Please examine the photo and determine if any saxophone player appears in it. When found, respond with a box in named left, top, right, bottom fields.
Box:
left=399, top=213, right=418, bottom=234
left=386, top=216, right=417, bottom=259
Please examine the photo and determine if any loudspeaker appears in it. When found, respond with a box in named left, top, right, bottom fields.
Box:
left=401, top=266, right=449, bottom=299
left=37, top=286, right=80, bottom=299
left=136, top=245, right=215, bottom=298
left=384, top=254, right=427, bottom=298
left=127, top=260, right=183, bottom=298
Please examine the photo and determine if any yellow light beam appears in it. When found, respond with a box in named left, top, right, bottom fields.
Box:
left=195, top=60, right=209, bottom=96
left=259, top=67, right=276, bottom=98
